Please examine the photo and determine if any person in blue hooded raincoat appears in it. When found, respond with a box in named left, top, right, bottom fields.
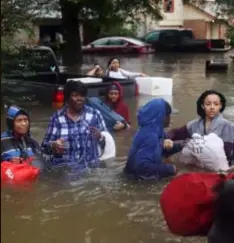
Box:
left=124, top=98, right=181, bottom=180
left=1, top=105, right=45, bottom=170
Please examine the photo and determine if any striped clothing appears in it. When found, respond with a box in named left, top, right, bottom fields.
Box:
left=41, top=105, right=107, bottom=171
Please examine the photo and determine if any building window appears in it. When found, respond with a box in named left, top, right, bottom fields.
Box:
left=164, top=0, right=174, bottom=13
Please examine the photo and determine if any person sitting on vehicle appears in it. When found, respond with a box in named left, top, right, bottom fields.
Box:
left=87, top=64, right=104, bottom=77
left=106, top=57, right=147, bottom=79
left=124, top=98, right=181, bottom=180
left=105, top=82, right=130, bottom=131
left=1, top=105, right=44, bottom=170
left=41, top=81, right=107, bottom=175
left=167, top=90, right=234, bottom=166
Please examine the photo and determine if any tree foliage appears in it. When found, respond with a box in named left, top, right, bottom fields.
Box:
left=2, top=0, right=234, bottom=66
left=1, top=0, right=33, bottom=37
left=59, top=0, right=163, bottom=65
left=71, top=0, right=163, bottom=21
left=1, top=0, right=55, bottom=37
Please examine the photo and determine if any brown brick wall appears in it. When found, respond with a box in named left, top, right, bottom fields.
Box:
left=220, top=24, right=227, bottom=40
left=183, top=19, right=207, bottom=39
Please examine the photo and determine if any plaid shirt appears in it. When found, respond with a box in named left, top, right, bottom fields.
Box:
left=41, top=105, right=107, bottom=172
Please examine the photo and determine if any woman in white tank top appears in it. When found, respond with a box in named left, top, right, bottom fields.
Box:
left=106, top=57, right=147, bottom=79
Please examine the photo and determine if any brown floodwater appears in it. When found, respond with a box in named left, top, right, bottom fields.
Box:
left=1, top=51, right=234, bottom=243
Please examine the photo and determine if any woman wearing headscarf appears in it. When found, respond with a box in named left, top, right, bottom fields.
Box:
left=105, top=81, right=130, bottom=131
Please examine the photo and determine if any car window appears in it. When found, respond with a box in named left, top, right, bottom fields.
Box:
left=108, top=39, right=127, bottom=45
left=92, top=39, right=108, bottom=46
left=2, top=48, right=58, bottom=75
left=21, top=49, right=57, bottom=72
left=160, top=31, right=178, bottom=43
left=180, top=30, right=194, bottom=39
left=127, top=38, right=147, bottom=46
left=145, top=31, right=160, bottom=42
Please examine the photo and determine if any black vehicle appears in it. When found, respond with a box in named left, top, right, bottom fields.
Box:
left=141, top=29, right=228, bottom=52
left=2, top=46, right=136, bottom=107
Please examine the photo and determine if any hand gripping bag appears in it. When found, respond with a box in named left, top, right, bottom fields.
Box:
left=1, top=157, right=40, bottom=187
left=160, top=172, right=234, bottom=236
left=180, top=133, right=230, bottom=172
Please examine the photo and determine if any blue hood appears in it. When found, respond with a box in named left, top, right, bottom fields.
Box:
left=133, top=98, right=168, bottom=150
left=6, top=105, right=29, bottom=130
left=125, top=98, right=175, bottom=180
left=137, top=98, right=166, bottom=133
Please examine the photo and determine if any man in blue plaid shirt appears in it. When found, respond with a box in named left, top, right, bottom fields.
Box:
left=41, top=80, right=107, bottom=173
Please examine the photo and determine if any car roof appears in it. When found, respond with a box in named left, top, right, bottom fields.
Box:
left=91, top=36, right=147, bottom=45
left=147, top=28, right=192, bottom=33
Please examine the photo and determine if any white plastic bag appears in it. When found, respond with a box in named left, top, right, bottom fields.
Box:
left=180, top=133, right=229, bottom=172
left=98, top=131, right=116, bottom=161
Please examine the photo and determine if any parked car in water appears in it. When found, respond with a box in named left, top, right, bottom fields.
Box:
left=141, top=29, right=229, bottom=52
left=82, top=37, right=155, bottom=54
left=2, top=46, right=137, bottom=108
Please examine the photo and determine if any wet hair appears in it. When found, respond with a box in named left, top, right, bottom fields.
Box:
left=107, top=57, right=120, bottom=67
left=196, top=90, right=226, bottom=118
left=64, top=80, right=88, bottom=102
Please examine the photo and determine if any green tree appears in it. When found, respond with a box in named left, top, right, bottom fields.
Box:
left=59, top=0, right=234, bottom=66
left=1, top=0, right=56, bottom=51
left=1, top=0, right=163, bottom=68
left=60, top=0, right=162, bottom=66
left=3, top=0, right=233, bottom=68
left=210, top=0, right=234, bottom=46
left=1, top=0, right=33, bottom=37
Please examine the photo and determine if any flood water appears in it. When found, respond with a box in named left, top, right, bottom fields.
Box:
left=1, top=52, right=234, bottom=243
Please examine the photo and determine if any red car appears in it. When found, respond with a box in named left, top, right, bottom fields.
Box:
left=82, top=36, right=155, bottom=54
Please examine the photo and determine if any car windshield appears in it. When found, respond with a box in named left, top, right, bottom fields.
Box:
left=144, top=31, right=160, bottom=42
left=180, top=30, right=194, bottom=39
left=126, top=38, right=147, bottom=46
left=91, top=39, right=108, bottom=46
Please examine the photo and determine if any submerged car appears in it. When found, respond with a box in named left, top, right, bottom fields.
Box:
left=141, top=29, right=229, bottom=52
left=82, top=36, right=154, bottom=54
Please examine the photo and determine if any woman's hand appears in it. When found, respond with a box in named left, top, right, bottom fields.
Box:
left=108, top=63, right=113, bottom=71
left=113, top=122, right=125, bottom=131
left=52, top=139, right=65, bottom=154
left=89, top=127, right=102, bottom=140
left=140, top=73, right=148, bottom=77
left=164, top=139, right=174, bottom=150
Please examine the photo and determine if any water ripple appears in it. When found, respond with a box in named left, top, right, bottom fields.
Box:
left=2, top=52, right=233, bottom=243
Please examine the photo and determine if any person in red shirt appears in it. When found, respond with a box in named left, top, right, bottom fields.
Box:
left=105, top=81, right=130, bottom=131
